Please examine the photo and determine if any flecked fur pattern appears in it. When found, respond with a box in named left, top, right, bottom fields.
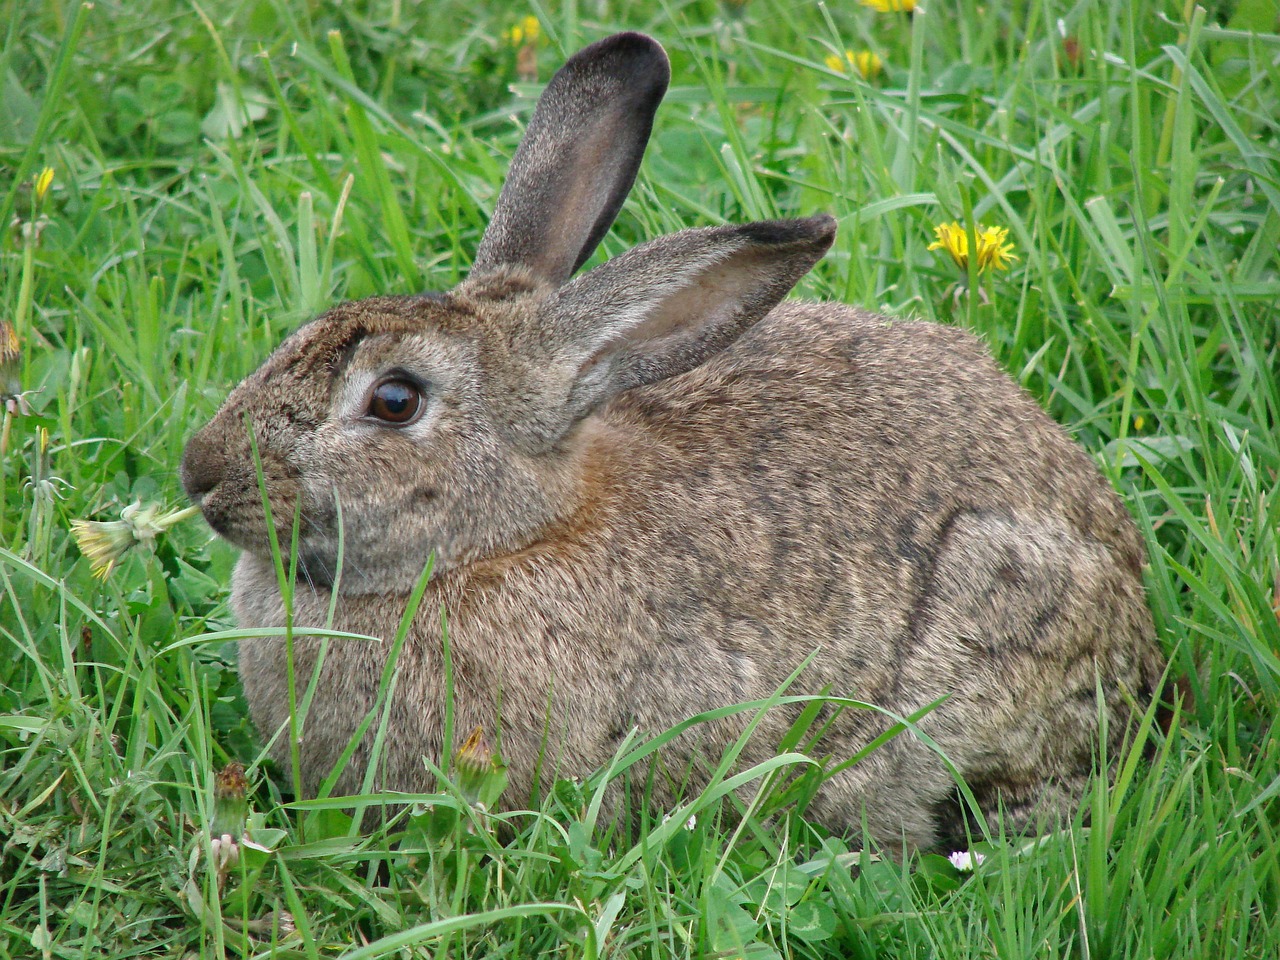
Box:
left=183, top=32, right=1165, bottom=850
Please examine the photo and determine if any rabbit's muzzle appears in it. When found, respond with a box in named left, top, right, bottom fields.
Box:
left=181, top=424, right=302, bottom=554
left=179, top=426, right=226, bottom=505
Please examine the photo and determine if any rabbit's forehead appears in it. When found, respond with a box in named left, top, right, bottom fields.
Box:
left=285, top=294, right=477, bottom=370
left=344, top=326, right=445, bottom=357
left=342, top=328, right=472, bottom=381
left=311, top=293, right=471, bottom=343
left=247, top=285, right=545, bottom=408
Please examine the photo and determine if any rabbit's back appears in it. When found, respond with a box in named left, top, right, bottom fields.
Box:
left=619, top=301, right=1144, bottom=584
left=603, top=301, right=1151, bottom=675
left=599, top=303, right=1158, bottom=839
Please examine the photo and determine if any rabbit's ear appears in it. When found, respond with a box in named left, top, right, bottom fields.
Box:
left=538, top=214, right=837, bottom=436
left=471, top=32, right=669, bottom=287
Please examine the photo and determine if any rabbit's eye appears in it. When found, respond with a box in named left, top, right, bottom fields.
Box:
left=367, top=379, right=422, bottom=425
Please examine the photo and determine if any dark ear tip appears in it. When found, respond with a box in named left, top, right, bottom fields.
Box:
left=741, top=214, right=838, bottom=249
left=580, top=31, right=668, bottom=62
left=804, top=213, right=839, bottom=243
left=567, top=32, right=671, bottom=89
left=592, top=31, right=667, bottom=56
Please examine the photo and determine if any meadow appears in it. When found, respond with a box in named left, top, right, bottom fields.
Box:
left=2, top=0, right=1278, bottom=957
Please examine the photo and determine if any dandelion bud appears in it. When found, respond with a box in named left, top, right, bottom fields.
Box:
left=212, top=761, right=249, bottom=839
left=0, top=322, right=27, bottom=415
left=454, top=726, right=508, bottom=810
left=34, top=167, right=54, bottom=205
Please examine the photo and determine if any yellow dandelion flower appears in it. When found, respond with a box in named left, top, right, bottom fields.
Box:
left=928, top=221, right=1019, bottom=274
left=851, top=50, right=883, bottom=78
left=34, top=167, right=54, bottom=204
left=71, top=501, right=201, bottom=579
left=504, top=15, right=541, bottom=47
left=825, top=49, right=883, bottom=79
left=976, top=224, right=1018, bottom=271
left=859, top=0, right=916, bottom=12
left=928, top=222, right=969, bottom=270
left=71, top=516, right=139, bottom=579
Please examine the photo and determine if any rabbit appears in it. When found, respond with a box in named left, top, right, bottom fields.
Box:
left=181, top=31, right=1166, bottom=850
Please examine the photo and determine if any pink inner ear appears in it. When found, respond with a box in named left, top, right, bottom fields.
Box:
left=529, top=126, right=638, bottom=281
left=547, top=219, right=833, bottom=421
left=470, top=34, right=670, bottom=286
left=573, top=250, right=775, bottom=400
left=612, top=248, right=775, bottom=348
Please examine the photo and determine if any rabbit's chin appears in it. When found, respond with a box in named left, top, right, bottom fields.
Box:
left=228, top=534, right=449, bottom=598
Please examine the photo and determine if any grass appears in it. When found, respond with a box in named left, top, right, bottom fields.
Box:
left=2, top=0, right=1278, bottom=956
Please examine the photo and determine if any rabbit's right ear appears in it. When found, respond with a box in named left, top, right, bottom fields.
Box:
left=470, top=32, right=670, bottom=287
left=503, top=214, right=836, bottom=452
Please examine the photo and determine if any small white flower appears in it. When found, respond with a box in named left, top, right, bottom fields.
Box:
left=948, top=849, right=986, bottom=872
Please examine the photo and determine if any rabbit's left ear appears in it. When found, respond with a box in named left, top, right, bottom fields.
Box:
left=533, top=214, right=837, bottom=438
left=470, top=32, right=669, bottom=287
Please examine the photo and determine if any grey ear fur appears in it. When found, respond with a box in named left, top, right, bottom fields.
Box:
left=532, top=214, right=837, bottom=442
left=471, top=32, right=670, bottom=286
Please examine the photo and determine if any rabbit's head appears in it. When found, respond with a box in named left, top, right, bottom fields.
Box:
left=181, top=33, right=836, bottom=593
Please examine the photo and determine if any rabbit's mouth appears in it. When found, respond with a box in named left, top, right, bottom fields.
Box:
left=191, top=490, right=360, bottom=592
left=182, top=423, right=318, bottom=557
left=181, top=462, right=316, bottom=566
left=190, top=488, right=306, bottom=560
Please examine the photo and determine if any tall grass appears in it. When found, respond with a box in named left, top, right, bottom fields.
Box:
left=2, top=0, right=1277, bottom=957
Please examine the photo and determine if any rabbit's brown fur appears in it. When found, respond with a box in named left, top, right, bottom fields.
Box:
left=183, top=33, right=1164, bottom=850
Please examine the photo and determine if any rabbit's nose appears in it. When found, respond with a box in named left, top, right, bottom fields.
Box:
left=181, top=430, right=225, bottom=504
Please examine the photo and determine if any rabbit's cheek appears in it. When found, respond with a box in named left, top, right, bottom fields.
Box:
left=274, top=475, right=445, bottom=590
